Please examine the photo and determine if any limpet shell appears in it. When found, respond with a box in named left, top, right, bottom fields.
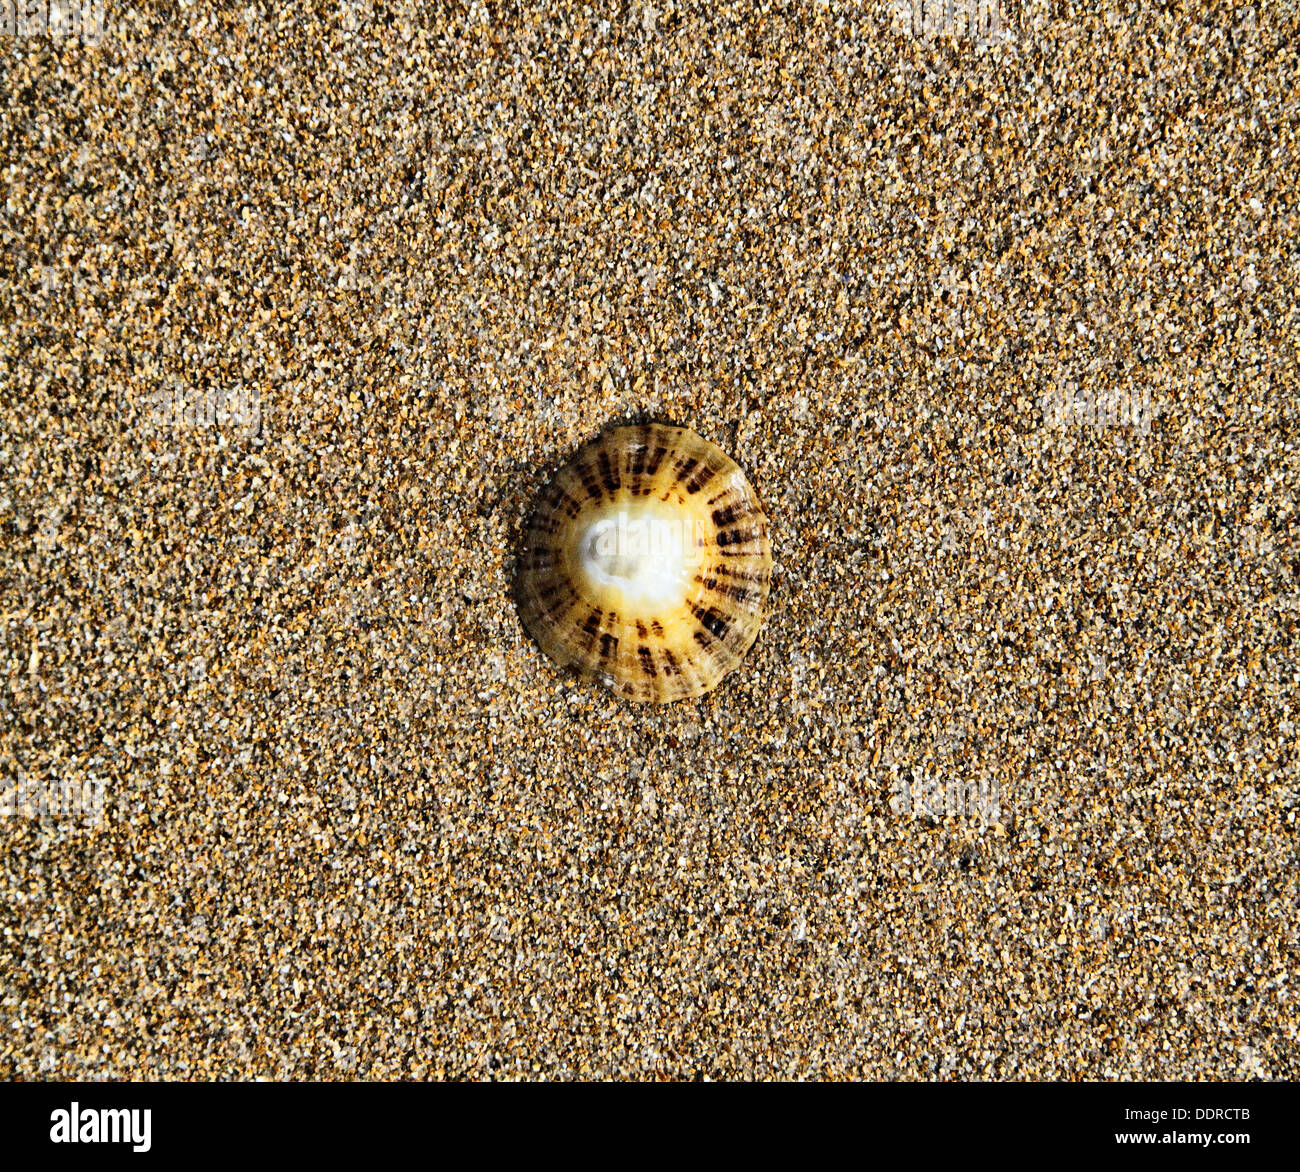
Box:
left=515, top=423, right=773, bottom=703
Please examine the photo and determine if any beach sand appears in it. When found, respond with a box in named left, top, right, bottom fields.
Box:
left=2, top=2, right=1296, bottom=1078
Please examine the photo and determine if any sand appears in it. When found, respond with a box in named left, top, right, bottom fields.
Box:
left=1, top=2, right=1296, bottom=1079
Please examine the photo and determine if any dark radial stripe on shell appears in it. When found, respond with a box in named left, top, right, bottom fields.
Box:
left=683, top=465, right=717, bottom=494
left=711, top=502, right=755, bottom=528
left=644, top=444, right=669, bottom=477
left=577, top=460, right=602, bottom=500
left=697, top=575, right=758, bottom=603
left=598, top=448, right=620, bottom=493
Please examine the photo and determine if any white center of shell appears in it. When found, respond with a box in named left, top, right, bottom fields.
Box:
left=578, top=508, right=699, bottom=608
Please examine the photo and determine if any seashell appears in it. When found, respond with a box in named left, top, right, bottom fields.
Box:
left=515, top=423, right=773, bottom=703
